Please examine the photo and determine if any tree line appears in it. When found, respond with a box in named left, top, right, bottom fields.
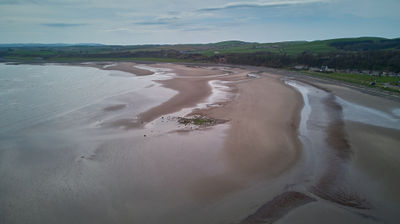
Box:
left=1, top=47, right=400, bottom=72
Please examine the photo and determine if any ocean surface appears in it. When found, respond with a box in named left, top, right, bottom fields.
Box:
left=0, top=63, right=232, bottom=224
left=0, top=63, right=180, bottom=223
left=0, top=63, right=175, bottom=136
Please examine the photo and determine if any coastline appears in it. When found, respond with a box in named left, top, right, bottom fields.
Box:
left=59, top=61, right=400, bottom=222
left=92, top=62, right=307, bottom=218
left=2, top=61, right=400, bottom=224
left=281, top=79, right=400, bottom=223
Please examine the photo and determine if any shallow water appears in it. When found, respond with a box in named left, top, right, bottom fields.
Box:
left=0, top=63, right=183, bottom=223
left=285, top=79, right=400, bottom=224
left=2, top=65, right=398, bottom=224
left=0, top=64, right=237, bottom=224
left=0, top=63, right=174, bottom=136
left=336, top=97, right=400, bottom=130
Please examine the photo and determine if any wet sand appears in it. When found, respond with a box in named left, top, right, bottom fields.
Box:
left=69, top=63, right=400, bottom=223
left=92, top=62, right=306, bottom=221
left=2, top=62, right=400, bottom=224
left=186, top=74, right=303, bottom=201
left=138, top=76, right=214, bottom=123
left=281, top=79, right=400, bottom=223
left=142, top=65, right=303, bottom=182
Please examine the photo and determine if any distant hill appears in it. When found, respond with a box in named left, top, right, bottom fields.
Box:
left=196, top=37, right=400, bottom=56
left=0, top=43, right=104, bottom=47
left=1, top=37, right=399, bottom=55
left=1, top=37, right=399, bottom=72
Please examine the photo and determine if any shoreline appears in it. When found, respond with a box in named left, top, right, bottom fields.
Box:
left=187, top=73, right=304, bottom=202
left=2, top=62, right=400, bottom=224
left=281, top=79, right=400, bottom=223
left=91, top=62, right=305, bottom=202
left=3, top=60, right=399, bottom=102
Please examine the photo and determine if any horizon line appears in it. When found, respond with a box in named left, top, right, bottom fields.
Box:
left=0, top=36, right=397, bottom=46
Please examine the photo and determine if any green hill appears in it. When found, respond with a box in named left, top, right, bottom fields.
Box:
left=1, top=37, right=400, bottom=72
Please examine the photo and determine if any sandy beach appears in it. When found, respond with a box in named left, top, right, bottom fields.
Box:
left=1, top=62, right=400, bottom=224
left=99, top=62, right=400, bottom=223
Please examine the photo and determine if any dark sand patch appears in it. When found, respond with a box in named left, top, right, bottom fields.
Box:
left=323, top=94, right=352, bottom=160
left=103, top=118, right=141, bottom=129
left=240, top=191, right=316, bottom=224
left=103, top=104, right=126, bottom=112
left=311, top=90, right=369, bottom=209
left=310, top=186, right=371, bottom=209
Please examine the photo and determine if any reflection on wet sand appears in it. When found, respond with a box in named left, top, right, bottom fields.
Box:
left=1, top=62, right=400, bottom=224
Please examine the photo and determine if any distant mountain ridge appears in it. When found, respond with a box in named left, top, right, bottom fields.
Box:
left=1, top=37, right=399, bottom=72
left=1, top=37, right=399, bottom=53
left=0, top=43, right=104, bottom=47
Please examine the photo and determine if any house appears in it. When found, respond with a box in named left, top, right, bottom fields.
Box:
left=320, top=65, right=329, bottom=72
left=294, top=65, right=307, bottom=70
left=320, top=65, right=334, bottom=73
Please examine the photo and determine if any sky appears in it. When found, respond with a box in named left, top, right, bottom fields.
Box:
left=0, top=0, right=399, bottom=44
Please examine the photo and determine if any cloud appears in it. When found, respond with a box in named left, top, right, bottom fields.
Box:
left=42, top=23, right=86, bottom=27
left=0, top=0, right=83, bottom=5
left=183, top=27, right=213, bottom=32
left=103, top=28, right=132, bottom=32
left=133, top=21, right=169, bottom=25
left=0, top=0, right=34, bottom=5
left=199, top=0, right=328, bottom=11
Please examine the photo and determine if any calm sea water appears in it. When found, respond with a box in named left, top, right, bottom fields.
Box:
left=0, top=63, right=231, bottom=224
left=0, top=63, right=173, bottom=136
left=0, top=63, right=180, bottom=223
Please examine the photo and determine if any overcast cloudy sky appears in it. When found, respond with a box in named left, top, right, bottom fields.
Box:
left=1, top=0, right=399, bottom=44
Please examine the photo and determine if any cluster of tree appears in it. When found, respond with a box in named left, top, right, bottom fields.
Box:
left=1, top=46, right=400, bottom=72
left=296, top=51, right=400, bottom=71
left=329, top=39, right=400, bottom=51
left=210, top=52, right=292, bottom=68
left=207, top=51, right=400, bottom=72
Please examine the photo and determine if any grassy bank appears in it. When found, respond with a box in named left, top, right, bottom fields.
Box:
left=303, top=71, right=400, bottom=92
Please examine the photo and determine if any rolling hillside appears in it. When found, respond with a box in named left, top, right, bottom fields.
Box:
left=1, top=37, right=400, bottom=72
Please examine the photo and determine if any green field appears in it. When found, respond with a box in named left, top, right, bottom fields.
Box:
left=304, top=71, right=400, bottom=92
left=196, top=37, right=392, bottom=56
left=2, top=37, right=398, bottom=59
left=1, top=37, right=400, bottom=80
